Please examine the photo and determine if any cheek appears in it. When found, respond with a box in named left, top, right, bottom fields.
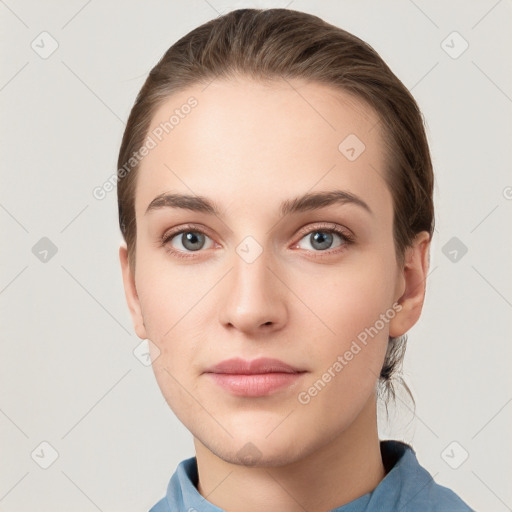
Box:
left=291, top=255, right=397, bottom=403
left=136, top=262, right=207, bottom=338
left=136, top=265, right=211, bottom=420
left=135, top=263, right=220, bottom=387
left=294, top=267, right=394, bottom=427
left=295, top=256, right=397, bottom=344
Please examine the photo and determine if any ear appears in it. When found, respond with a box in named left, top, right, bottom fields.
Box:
left=119, top=241, right=147, bottom=339
left=389, top=231, right=431, bottom=338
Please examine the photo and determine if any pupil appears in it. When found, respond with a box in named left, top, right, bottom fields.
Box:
left=182, top=232, right=204, bottom=251
left=311, top=231, right=332, bottom=250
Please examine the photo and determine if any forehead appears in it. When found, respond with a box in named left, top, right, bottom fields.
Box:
left=134, top=77, right=390, bottom=218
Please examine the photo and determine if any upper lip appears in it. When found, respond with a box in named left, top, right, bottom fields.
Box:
left=205, top=357, right=304, bottom=375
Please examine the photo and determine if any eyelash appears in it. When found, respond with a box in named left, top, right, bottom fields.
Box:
left=160, top=222, right=355, bottom=260
left=160, top=223, right=216, bottom=260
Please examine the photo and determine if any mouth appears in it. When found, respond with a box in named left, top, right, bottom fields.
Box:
left=204, top=357, right=307, bottom=397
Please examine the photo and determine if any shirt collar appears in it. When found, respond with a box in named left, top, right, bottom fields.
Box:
left=163, top=440, right=428, bottom=512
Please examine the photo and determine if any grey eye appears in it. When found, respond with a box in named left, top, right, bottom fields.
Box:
left=297, top=230, right=344, bottom=251
left=170, top=231, right=213, bottom=252
left=309, top=231, right=333, bottom=250
left=181, top=232, right=204, bottom=251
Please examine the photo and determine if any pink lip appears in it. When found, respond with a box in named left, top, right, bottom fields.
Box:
left=204, top=357, right=306, bottom=397
left=206, top=357, right=303, bottom=374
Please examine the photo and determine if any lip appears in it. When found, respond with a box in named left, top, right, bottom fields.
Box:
left=204, top=357, right=306, bottom=397
left=205, top=357, right=303, bottom=375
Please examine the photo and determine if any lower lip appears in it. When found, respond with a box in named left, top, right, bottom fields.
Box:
left=206, top=372, right=304, bottom=397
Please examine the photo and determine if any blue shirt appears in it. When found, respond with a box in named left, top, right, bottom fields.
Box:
left=149, top=440, right=474, bottom=511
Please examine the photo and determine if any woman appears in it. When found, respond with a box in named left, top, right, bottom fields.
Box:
left=117, top=8, right=474, bottom=511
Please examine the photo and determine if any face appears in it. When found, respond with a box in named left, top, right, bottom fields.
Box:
left=120, top=77, right=425, bottom=466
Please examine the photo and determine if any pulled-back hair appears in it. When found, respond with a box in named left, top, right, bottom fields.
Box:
left=117, top=8, right=434, bottom=403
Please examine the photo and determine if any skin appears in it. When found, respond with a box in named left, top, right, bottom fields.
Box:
left=120, top=77, right=430, bottom=512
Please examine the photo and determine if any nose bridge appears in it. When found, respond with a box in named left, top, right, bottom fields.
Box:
left=233, top=245, right=271, bottom=298
left=219, top=238, right=287, bottom=332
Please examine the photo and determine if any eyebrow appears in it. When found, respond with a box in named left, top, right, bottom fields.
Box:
left=145, top=190, right=373, bottom=217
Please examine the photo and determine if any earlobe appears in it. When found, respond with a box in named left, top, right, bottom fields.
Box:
left=119, top=242, right=147, bottom=339
left=389, top=231, right=431, bottom=338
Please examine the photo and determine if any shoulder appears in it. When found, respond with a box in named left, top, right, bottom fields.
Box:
left=148, top=497, right=170, bottom=512
left=415, top=480, right=475, bottom=511
left=148, top=457, right=199, bottom=512
left=380, top=440, right=475, bottom=512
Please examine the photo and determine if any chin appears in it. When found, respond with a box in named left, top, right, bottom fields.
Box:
left=195, top=422, right=313, bottom=468
left=212, top=439, right=307, bottom=468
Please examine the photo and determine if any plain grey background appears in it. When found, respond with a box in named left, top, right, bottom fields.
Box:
left=1, top=0, right=511, bottom=511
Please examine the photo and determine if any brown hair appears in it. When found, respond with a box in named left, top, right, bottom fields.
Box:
left=117, top=8, right=434, bottom=402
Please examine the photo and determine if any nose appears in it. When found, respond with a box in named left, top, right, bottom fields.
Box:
left=219, top=247, right=288, bottom=335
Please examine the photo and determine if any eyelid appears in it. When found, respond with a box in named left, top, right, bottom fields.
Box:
left=159, top=221, right=355, bottom=258
left=161, top=222, right=353, bottom=243
left=159, top=223, right=219, bottom=260
left=161, top=223, right=217, bottom=244
left=292, top=222, right=355, bottom=246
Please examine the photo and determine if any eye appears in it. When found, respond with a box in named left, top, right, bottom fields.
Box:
left=172, top=231, right=213, bottom=251
left=161, top=225, right=216, bottom=258
left=294, top=224, right=354, bottom=253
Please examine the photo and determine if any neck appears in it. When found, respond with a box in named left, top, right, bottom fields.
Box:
left=194, top=394, right=386, bottom=512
